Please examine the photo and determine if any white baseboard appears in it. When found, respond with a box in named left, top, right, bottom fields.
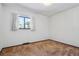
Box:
left=0, top=48, right=2, bottom=51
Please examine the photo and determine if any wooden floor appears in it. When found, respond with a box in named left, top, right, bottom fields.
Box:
left=0, top=39, right=79, bottom=56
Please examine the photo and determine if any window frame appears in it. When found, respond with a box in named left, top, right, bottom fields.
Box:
left=18, top=15, right=32, bottom=30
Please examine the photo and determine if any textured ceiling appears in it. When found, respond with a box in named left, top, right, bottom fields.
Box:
left=3, top=3, right=79, bottom=16
left=19, top=3, right=79, bottom=16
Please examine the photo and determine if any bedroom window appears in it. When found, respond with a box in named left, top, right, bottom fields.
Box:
left=12, top=13, right=34, bottom=31
left=18, top=16, right=31, bottom=29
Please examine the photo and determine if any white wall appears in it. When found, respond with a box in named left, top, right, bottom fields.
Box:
left=0, top=4, right=3, bottom=50
left=0, top=4, right=50, bottom=48
left=50, top=6, right=79, bottom=47
left=0, top=4, right=6, bottom=50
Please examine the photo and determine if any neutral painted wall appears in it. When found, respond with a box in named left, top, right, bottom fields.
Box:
left=0, top=4, right=3, bottom=50
left=50, top=6, right=79, bottom=47
left=1, top=4, right=50, bottom=49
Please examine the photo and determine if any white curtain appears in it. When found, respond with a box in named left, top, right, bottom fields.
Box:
left=11, top=13, right=19, bottom=31
left=30, top=17, right=35, bottom=31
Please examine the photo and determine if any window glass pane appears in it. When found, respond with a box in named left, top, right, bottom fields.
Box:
left=25, top=18, right=31, bottom=29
